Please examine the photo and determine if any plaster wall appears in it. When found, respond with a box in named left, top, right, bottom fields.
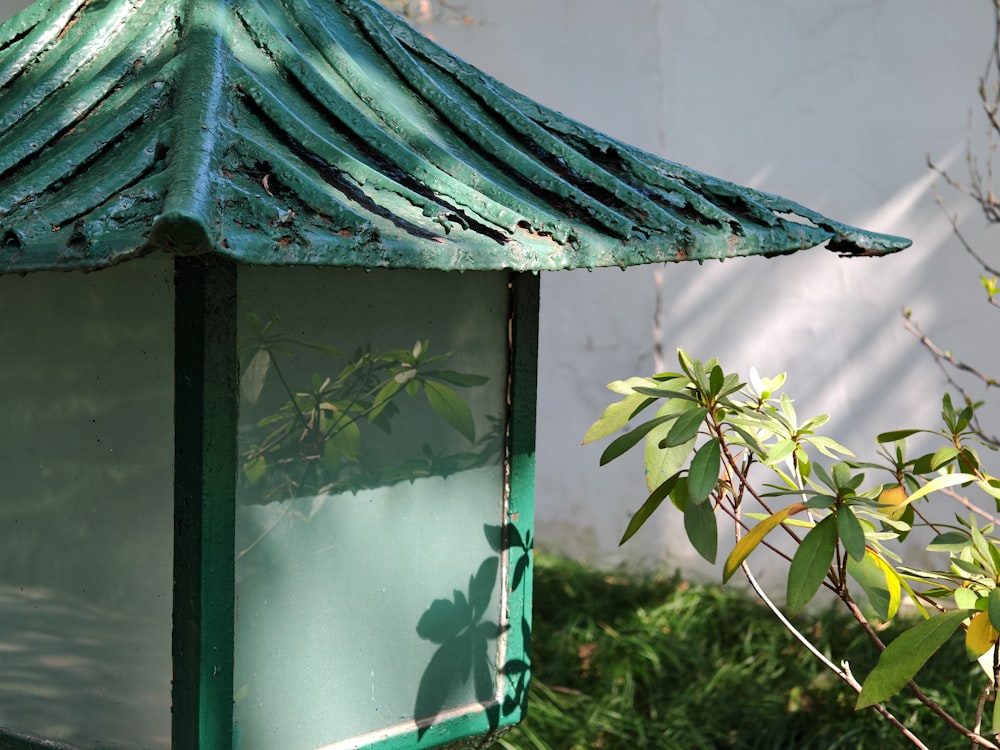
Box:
left=3, top=0, right=996, bottom=582
left=428, top=1, right=1000, bottom=580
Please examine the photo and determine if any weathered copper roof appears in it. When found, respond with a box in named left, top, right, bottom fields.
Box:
left=0, top=0, right=910, bottom=273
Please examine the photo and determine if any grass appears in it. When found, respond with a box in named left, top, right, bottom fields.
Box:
left=498, top=554, right=986, bottom=750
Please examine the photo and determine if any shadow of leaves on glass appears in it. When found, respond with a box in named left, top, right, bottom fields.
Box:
left=412, top=523, right=534, bottom=739
left=415, top=556, right=501, bottom=739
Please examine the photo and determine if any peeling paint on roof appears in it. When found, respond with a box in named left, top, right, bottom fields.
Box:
left=0, top=0, right=910, bottom=274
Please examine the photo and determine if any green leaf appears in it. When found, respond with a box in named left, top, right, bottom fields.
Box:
left=426, top=370, right=490, bottom=387
left=728, top=424, right=766, bottom=457
left=631, top=386, right=700, bottom=402
left=837, top=505, right=866, bottom=562
left=240, top=349, right=271, bottom=405
left=876, top=429, right=924, bottom=443
left=928, top=532, right=971, bottom=553
left=243, top=455, right=267, bottom=484
left=786, top=515, right=838, bottom=615
left=723, top=503, right=806, bottom=582
left=930, top=445, right=959, bottom=470
left=669, top=477, right=690, bottom=512
left=687, top=438, right=721, bottom=505
left=988, top=589, right=1000, bottom=633
left=708, top=365, right=725, bottom=398
left=812, top=462, right=834, bottom=492
left=619, top=473, right=680, bottom=546
left=970, top=521, right=997, bottom=576
left=660, top=406, right=708, bottom=448
left=326, top=419, right=361, bottom=461
left=292, top=340, right=343, bottom=357
left=676, top=348, right=697, bottom=380
left=424, top=380, right=476, bottom=441
left=684, top=496, right=718, bottom=563
left=601, top=415, right=673, bottom=466
left=370, top=379, right=402, bottom=422
left=857, top=609, right=973, bottom=709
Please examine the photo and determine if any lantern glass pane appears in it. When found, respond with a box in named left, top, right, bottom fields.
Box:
left=234, top=268, right=510, bottom=749
left=0, top=259, right=174, bottom=749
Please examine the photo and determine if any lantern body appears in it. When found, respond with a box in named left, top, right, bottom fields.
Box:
left=0, top=0, right=909, bottom=744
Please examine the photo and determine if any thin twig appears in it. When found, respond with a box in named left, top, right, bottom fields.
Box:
left=939, top=485, right=1000, bottom=526
left=740, top=564, right=931, bottom=750
left=902, top=314, right=999, bottom=389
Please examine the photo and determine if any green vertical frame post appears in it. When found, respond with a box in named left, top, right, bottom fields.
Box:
left=173, top=256, right=237, bottom=750
left=503, top=271, right=539, bottom=722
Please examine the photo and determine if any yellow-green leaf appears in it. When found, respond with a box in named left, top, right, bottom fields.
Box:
left=240, top=349, right=271, bottom=405
left=644, top=400, right=696, bottom=492
left=847, top=549, right=901, bottom=622
left=723, top=503, right=806, bottom=582
left=583, top=378, right=660, bottom=445
left=966, top=610, right=998, bottom=660
left=901, top=473, right=977, bottom=508
left=870, top=552, right=903, bottom=621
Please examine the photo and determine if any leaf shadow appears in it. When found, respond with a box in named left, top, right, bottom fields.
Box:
left=413, top=523, right=533, bottom=740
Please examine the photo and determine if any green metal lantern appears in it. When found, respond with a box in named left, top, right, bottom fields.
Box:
left=0, top=1, right=908, bottom=749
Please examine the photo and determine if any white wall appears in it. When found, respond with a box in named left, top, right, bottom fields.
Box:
left=4, top=0, right=997, bottom=578
left=429, top=1, right=1000, bottom=576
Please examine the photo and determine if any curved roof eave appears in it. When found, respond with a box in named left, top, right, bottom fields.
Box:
left=0, top=0, right=910, bottom=274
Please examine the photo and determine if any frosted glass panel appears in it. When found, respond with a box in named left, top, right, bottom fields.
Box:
left=0, top=260, right=173, bottom=749
left=234, top=268, right=510, bottom=750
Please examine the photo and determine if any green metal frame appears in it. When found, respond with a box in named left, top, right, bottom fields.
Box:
left=172, top=256, right=238, bottom=750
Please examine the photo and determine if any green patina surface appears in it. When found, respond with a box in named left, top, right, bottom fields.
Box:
left=0, top=0, right=909, bottom=275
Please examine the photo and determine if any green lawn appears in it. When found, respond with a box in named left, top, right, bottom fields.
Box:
left=500, top=555, right=984, bottom=750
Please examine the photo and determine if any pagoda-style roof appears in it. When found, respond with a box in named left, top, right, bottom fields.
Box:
left=0, top=0, right=910, bottom=273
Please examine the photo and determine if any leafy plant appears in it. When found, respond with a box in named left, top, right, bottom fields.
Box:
left=237, top=313, right=497, bottom=505
left=586, top=349, right=1000, bottom=748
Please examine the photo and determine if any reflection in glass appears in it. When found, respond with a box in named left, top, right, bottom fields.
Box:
left=233, top=268, right=510, bottom=749
left=0, top=260, right=173, bottom=749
